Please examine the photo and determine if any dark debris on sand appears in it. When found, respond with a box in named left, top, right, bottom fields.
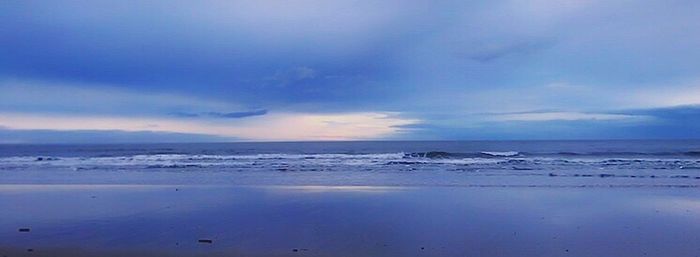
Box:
left=198, top=239, right=213, bottom=244
left=18, top=228, right=30, bottom=232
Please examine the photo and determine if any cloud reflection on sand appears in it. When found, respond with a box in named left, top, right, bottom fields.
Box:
left=645, top=198, right=700, bottom=217
left=3, top=186, right=700, bottom=256
left=267, top=185, right=410, bottom=194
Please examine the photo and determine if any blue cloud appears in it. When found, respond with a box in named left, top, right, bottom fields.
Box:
left=170, top=110, right=268, bottom=119
left=460, top=40, right=554, bottom=63
left=399, top=106, right=700, bottom=140
left=169, top=112, right=202, bottom=118
left=208, top=110, right=268, bottom=118
left=0, top=129, right=231, bottom=144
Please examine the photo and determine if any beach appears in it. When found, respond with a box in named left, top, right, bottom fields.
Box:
left=2, top=141, right=700, bottom=256
left=2, top=184, right=700, bottom=257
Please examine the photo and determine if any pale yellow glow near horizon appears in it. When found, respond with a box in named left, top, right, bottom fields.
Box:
left=0, top=112, right=418, bottom=141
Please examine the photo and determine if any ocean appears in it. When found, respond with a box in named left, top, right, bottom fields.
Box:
left=1, top=140, right=700, bottom=187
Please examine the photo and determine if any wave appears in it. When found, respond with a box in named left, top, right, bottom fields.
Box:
left=553, top=151, right=700, bottom=157
left=7, top=149, right=700, bottom=162
left=404, top=151, right=520, bottom=159
left=5, top=150, right=700, bottom=160
left=2, top=151, right=700, bottom=172
left=480, top=151, right=520, bottom=157
left=405, top=150, right=700, bottom=159
left=685, top=151, right=700, bottom=156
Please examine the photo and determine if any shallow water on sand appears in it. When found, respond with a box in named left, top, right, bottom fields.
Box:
left=2, top=185, right=700, bottom=257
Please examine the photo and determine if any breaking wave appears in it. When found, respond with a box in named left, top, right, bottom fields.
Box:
left=1, top=151, right=699, bottom=172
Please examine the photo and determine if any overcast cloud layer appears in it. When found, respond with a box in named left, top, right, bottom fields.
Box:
left=2, top=0, right=700, bottom=142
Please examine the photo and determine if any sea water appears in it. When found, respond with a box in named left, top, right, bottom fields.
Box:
left=1, top=140, right=699, bottom=187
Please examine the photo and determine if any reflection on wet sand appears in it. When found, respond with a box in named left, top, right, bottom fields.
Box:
left=2, top=185, right=700, bottom=257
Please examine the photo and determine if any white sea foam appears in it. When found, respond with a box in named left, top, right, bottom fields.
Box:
left=1, top=153, right=699, bottom=172
left=481, top=151, right=520, bottom=157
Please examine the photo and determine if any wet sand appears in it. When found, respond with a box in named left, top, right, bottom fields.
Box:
left=2, top=185, right=700, bottom=257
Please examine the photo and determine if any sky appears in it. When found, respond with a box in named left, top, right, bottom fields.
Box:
left=1, top=0, right=700, bottom=142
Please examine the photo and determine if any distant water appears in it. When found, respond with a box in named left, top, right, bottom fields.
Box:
left=1, top=141, right=700, bottom=186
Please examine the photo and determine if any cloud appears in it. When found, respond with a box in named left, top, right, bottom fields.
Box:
left=0, top=128, right=229, bottom=144
left=627, top=80, right=700, bottom=107
left=487, top=111, right=649, bottom=122
left=169, top=112, right=202, bottom=118
left=0, top=1, right=432, bottom=85
left=263, top=66, right=320, bottom=87
left=171, top=110, right=268, bottom=119
left=0, top=78, right=419, bottom=141
left=543, top=81, right=588, bottom=90
left=624, top=105, right=700, bottom=124
left=0, top=112, right=418, bottom=141
left=0, top=78, right=242, bottom=116
left=460, top=40, right=553, bottom=63
left=208, top=110, right=268, bottom=118
left=292, top=67, right=317, bottom=80
left=402, top=106, right=700, bottom=140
